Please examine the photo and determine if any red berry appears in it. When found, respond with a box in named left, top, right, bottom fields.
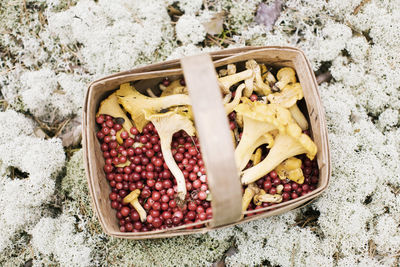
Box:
left=269, top=171, right=278, bottom=179
left=120, top=131, right=129, bottom=139
left=152, top=191, right=161, bottom=201
left=174, top=153, right=184, bottom=162
left=198, top=191, right=207, bottom=200
left=169, top=200, right=177, bottom=208
left=192, top=179, right=201, bottom=189
left=273, top=178, right=281, bottom=186
left=113, top=124, right=122, bottom=131
left=96, top=131, right=105, bottom=139
left=269, top=187, right=277, bottom=195
left=250, top=94, right=258, bottom=101
left=120, top=207, right=130, bottom=217
left=125, top=138, right=134, bottom=147
left=161, top=195, right=169, bottom=203
left=130, top=127, right=139, bottom=135
left=282, top=192, right=290, bottom=201
left=187, top=211, right=196, bottom=220
left=104, top=164, right=113, bottom=173
left=106, top=120, right=114, bottom=128
left=173, top=211, right=183, bottom=220
left=283, top=184, right=291, bottom=192
left=96, top=115, right=105, bottom=124
left=263, top=181, right=272, bottom=191
left=229, top=121, right=236, bottom=130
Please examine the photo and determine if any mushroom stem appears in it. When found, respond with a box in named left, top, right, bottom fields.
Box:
left=254, top=191, right=282, bottom=205
left=123, top=189, right=147, bottom=222
left=224, top=84, right=245, bottom=114
left=289, top=104, right=309, bottom=130
left=241, top=183, right=260, bottom=215
left=146, top=88, right=157, bottom=98
left=160, top=136, right=187, bottom=200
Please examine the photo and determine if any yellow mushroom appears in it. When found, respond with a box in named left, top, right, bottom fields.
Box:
left=263, top=71, right=277, bottom=87
left=267, top=83, right=308, bottom=130
left=218, top=64, right=237, bottom=77
left=238, top=133, right=273, bottom=171
left=273, top=67, right=296, bottom=92
left=224, top=84, right=245, bottom=114
left=161, top=80, right=188, bottom=97
left=117, top=85, right=190, bottom=132
left=116, top=160, right=131, bottom=168
left=252, top=148, right=262, bottom=165
left=245, top=59, right=271, bottom=96
left=241, top=183, right=261, bottom=214
left=218, top=69, right=253, bottom=95
left=274, top=157, right=305, bottom=184
left=96, top=92, right=134, bottom=133
left=276, top=184, right=284, bottom=194
left=116, top=129, right=124, bottom=145
left=253, top=191, right=282, bottom=205
left=144, top=109, right=195, bottom=200
left=123, top=189, right=147, bottom=222
left=241, top=123, right=316, bottom=185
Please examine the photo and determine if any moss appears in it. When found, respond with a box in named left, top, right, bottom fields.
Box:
left=61, top=150, right=234, bottom=266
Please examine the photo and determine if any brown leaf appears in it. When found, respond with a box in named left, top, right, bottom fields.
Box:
left=254, top=0, right=283, bottom=31
left=59, top=115, right=82, bottom=147
left=202, top=12, right=225, bottom=35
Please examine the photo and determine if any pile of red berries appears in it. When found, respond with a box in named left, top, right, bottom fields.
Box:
left=96, top=115, right=212, bottom=232
left=96, top=110, right=320, bottom=232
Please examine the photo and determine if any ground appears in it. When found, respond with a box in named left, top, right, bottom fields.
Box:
left=1, top=0, right=400, bottom=266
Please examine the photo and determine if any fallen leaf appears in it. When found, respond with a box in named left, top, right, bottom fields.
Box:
left=254, top=0, right=283, bottom=31
left=316, top=71, right=332, bottom=85
left=59, top=115, right=82, bottom=147
left=202, top=12, right=225, bottom=35
left=34, top=127, right=47, bottom=139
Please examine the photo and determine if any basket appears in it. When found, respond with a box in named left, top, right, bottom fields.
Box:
left=82, top=46, right=331, bottom=239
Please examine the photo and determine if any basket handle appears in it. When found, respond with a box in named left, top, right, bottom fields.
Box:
left=181, top=54, right=242, bottom=227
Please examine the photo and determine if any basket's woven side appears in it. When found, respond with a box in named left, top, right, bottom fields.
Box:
left=181, top=54, right=242, bottom=227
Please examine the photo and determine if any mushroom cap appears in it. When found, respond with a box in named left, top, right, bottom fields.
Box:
left=276, top=67, right=296, bottom=83
left=275, top=157, right=305, bottom=184
left=118, top=85, right=190, bottom=132
left=286, top=123, right=317, bottom=160
left=144, top=109, right=195, bottom=137
left=96, top=92, right=134, bottom=133
left=267, top=83, right=303, bottom=108
left=161, top=80, right=188, bottom=97
left=123, top=189, right=141, bottom=204
left=234, top=100, right=293, bottom=133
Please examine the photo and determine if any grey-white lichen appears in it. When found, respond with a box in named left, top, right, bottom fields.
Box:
left=1, top=0, right=400, bottom=266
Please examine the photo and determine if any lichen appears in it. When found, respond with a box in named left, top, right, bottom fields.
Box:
left=1, top=0, right=400, bottom=266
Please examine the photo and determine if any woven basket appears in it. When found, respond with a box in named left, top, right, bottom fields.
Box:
left=82, top=46, right=331, bottom=239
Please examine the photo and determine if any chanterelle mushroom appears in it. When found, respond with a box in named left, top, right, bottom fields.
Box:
left=275, top=157, right=305, bottom=184
left=273, top=67, right=296, bottom=92
left=238, top=133, right=274, bottom=171
left=253, top=190, right=282, bottom=205
left=218, top=69, right=253, bottom=94
left=144, top=109, right=195, bottom=200
left=123, top=189, right=147, bottom=222
left=267, top=83, right=308, bottom=130
left=241, top=183, right=260, bottom=215
left=241, top=123, right=317, bottom=185
left=234, top=100, right=292, bottom=171
left=161, top=80, right=188, bottom=97
left=96, top=92, right=134, bottom=133
left=117, top=85, right=191, bottom=132
left=245, top=59, right=271, bottom=96
left=224, top=83, right=245, bottom=114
